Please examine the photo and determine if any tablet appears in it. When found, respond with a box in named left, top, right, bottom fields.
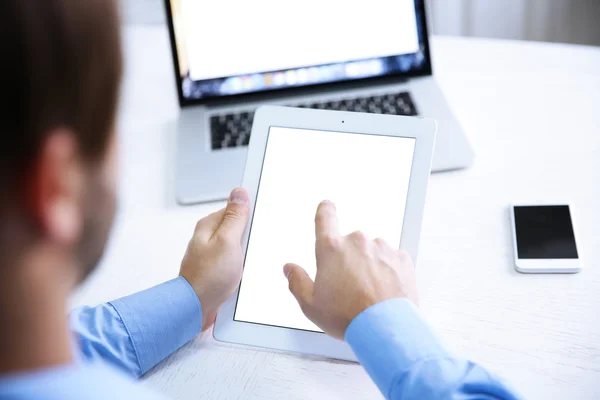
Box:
left=214, top=106, right=436, bottom=361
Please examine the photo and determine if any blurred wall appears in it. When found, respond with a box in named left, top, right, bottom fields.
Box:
left=123, top=0, right=600, bottom=46
left=430, top=0, right=600, bottom=46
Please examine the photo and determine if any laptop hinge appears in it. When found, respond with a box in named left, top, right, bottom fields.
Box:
left=200, top=74, right=411, bottom=108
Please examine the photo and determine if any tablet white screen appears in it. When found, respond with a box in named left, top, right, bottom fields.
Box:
left=234, top=127, right=416, bottom=332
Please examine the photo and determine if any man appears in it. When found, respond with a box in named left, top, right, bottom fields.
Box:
left=0, top=1, right=521, bottom=399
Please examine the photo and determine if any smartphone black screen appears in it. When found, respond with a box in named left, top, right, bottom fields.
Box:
left=513, top=205, right=578, bottom=259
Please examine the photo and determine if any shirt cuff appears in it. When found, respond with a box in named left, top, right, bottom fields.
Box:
left=109, top=277, right=202, bottom=375
left=345, top=298, right=451, bottom=395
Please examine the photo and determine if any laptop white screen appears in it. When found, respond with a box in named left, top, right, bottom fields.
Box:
left=180, top=0, right=419, bottom=81
left=168, top=0, right=428, bottom=100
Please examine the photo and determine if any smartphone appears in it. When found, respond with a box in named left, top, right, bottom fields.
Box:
left=509, top=204, right=581, bottom=273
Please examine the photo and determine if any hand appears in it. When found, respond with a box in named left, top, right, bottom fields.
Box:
left=180, top=188, right=250, bottom=331
left=283, top=200, right=418, bottom=340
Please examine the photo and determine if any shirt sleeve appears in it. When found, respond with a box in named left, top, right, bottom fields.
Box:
left=70, top=277, right=202, bottom=378
left=0, top=363, right=169, bottom=400
left=345, top=298, right=522, bottom=400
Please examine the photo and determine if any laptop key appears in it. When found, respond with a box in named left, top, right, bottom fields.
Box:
left=209, top=91, right=418, bottom=150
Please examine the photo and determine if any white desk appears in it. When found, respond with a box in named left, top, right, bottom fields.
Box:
left=72, top=26, right=600, bottom=399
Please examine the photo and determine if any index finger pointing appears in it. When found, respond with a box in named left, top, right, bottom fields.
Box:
left=315, top=200, right=340, bottom=239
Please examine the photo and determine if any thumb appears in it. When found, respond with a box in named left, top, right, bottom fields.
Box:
left=284, top=263, right=315, bottom=312
left=217, top=188, right=250, bottom=240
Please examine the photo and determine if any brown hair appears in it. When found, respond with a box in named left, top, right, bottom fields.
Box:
left=0, top=0, right=122, bottom=186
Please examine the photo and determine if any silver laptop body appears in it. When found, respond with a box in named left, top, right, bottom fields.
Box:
left=165, top=0, right=474, bottom=204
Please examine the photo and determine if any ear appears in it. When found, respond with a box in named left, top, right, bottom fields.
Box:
left=26, top=130, right=84, bottom=245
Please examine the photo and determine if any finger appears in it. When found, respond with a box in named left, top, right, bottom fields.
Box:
left=373, top=237, right=388, bottom=248
left=201, top=310, right=218, bottom=332
left=194, top=208, right=226, bottom=240
left=315, top=200, right=339, bottom=239
left=283, top=263, right=315, bottom=312
left=216, top=188, right=250, bottom=241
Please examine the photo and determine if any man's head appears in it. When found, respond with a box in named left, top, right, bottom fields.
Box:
left=0, top=0, right=122, bottom=282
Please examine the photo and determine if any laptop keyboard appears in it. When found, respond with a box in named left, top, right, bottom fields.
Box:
left=210, top=91, right=418, bottom=150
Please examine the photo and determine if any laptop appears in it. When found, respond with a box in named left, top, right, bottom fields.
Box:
left=164, top=0, right=474, bottom=204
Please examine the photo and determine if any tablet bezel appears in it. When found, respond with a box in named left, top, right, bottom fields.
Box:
left=214, top=106, right=437, bottom=361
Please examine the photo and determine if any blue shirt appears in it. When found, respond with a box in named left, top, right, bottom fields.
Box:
left=0, top=277, right=521, bottom=399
